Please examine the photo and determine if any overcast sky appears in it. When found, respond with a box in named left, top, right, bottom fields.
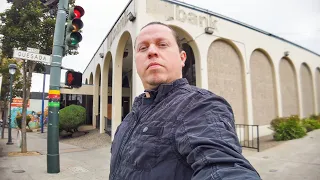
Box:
left=0, top=0, right=319, bottom=92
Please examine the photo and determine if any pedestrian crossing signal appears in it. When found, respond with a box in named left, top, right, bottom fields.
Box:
left=65, top=71, right=82, bottom=88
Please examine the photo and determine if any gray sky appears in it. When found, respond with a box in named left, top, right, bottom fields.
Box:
left=0, top=0, right=319, bottom=92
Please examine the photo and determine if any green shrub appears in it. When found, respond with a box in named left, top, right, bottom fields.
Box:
left=309, top=114, right=320, bottom=122
left=270, top=117, right=287, bottom=130
left=270, top=115, right=299, bottom=130
left=15, top=115, right=31, bottom=129
left=273, top=118, right=306, bottom=141
left=59, top=105, right=86, bottom=133
left=302, top=118, right=320, bottom=132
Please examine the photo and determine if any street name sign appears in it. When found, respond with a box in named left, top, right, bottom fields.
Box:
left=13, top=50, right=51, bottom=64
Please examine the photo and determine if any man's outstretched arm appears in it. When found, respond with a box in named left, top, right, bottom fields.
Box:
left=175, top=95, right=260, bottom=180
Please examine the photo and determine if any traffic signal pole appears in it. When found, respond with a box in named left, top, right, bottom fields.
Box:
left=47, top=0, right=68, bottom=173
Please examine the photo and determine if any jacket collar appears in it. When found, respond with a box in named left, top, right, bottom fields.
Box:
left=142, top=78, right=189, bottom=105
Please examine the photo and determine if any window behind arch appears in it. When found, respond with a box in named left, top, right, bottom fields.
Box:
left=182, top=43, right=196, bottom=86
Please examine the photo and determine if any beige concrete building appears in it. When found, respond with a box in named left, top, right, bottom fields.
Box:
left=75, top=0, right=320, bottom=140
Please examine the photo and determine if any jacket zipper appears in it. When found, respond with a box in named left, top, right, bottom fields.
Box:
left=111, top=104, right=155, bottom=179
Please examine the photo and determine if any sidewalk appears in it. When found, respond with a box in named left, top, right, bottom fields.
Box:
left=244, top=129, right=320, bottom=180
left=0, top=128, right=111, bottom=180
left=1, top=127, right=320, bottom=180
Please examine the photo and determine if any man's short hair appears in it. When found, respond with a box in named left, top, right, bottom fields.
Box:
left=136, top=21, right=183, bottom=52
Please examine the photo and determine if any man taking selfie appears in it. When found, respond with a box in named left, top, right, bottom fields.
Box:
left=109, top=21, right=260, bottom=180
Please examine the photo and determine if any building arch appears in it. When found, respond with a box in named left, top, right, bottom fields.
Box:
left=300, top=62, right=315, bottom=117
left=250, top=48, right=277, bottom=125
left=100, top=52, right=113, bottom=133
left=85, top=78, right=88, bottom=84
left=279, top=57, right=299, bottom=117
left=93, top=64, right=101, bottom=128
left=89, top=73, right=93, bottom=84
left=207, top=38, right=247, bottom=124
left=316, top=67, right=320, bottom=113
left=111, top=31, right=133, bottom=139
left=168, top=25, right=201, bottom=87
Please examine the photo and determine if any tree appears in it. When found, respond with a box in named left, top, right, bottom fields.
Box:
left=0, top=57, right=23, bottom=139
left=0, top=0, right=75, bottom=153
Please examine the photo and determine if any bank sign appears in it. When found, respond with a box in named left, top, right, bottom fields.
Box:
left=174, top=5, right=218, bottom=30
left=146, top=0, right=218, bottom=30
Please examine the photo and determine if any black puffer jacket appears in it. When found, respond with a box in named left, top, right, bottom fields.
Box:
left=110, top=78, right=260, bottom=180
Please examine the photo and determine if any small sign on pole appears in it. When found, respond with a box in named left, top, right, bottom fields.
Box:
left=26, top=47, right=40, bottom=54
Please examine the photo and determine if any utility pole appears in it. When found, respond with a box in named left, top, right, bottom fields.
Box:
left=41, top=71, right=46, bottom=133
left=46, top=0, right=84, bottom=173
left=47, top=0, right=68, bottom=173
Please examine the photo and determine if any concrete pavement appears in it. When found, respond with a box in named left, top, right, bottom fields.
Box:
left=0, top=127, right=319, bottom=180
left=0, top=128, right=111, bottom=180
left=244, top=129, right=320, bottom=180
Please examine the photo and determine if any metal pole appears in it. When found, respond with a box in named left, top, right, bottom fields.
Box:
left=47, top=0, right=68, bottom=173
left=6, top=74, right=13, bottom=145
left=1, top=108, right=5, bottom=139
left=41, top=73, right=46, bottom=133
left=257, top=125, right=260, bottom=152
left=1, top=92, right=6, bottom=139
left=0, top=75, right=2, bottom=137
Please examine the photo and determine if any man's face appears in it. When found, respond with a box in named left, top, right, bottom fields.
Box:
left=135, top=24, right=186, bottom=90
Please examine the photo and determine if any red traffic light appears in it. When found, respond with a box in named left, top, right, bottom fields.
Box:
left=70, top=6, right=85, bottom=19
left=65, top=71, right=82, bottom=88
left=74, top=9, right=81, bottom=18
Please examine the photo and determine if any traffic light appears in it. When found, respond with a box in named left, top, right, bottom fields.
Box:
left=65, top=70, right=83, bottom=88
left=65, top=5, right=85, bottom=50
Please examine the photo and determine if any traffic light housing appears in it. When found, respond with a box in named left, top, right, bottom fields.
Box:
left=65, top=70, right=83, bottom=88
left=65, top=6, right=85, bottom=50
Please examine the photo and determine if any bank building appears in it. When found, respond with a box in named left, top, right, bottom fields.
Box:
left=60, top=0, right=320, bottom=146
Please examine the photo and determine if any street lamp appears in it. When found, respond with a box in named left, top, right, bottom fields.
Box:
left=6, top=64, right=17, bottom=145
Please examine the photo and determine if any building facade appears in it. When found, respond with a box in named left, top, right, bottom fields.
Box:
left=80, top=0, right=320, bottom=140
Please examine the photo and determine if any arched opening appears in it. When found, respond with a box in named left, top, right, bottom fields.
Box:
left=182, top=43, right=196, bottom=86
left=101, top=52, right=113, bottom=134
left=250, top=49, right=277, bottom=125
left=93, top=64, right=101, bottom=128
left=169, top=25, right=200, bottom=87
left=85, top=78, right=88, bottom=84
left=279, top=57, right=299, bottom=117
left=207, top=39, right=246, bottom=124
left=111, top=31, right=133, bottom=140
left=89, top=73, right=93, bottom=84
left=121, top=38, right=133, bottom=121
left=316, top=68, right=320, bottom=113
left=300, top=63, right=315, bottom=117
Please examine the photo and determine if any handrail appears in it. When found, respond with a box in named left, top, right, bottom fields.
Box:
left=235, top=124, right=260, bottom=152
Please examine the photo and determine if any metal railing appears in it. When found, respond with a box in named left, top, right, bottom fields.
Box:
left=104, top=117, right=111, bottom=136
left=96, top=115, right=100, bottom=129
left=235, top=124, right=260, bottom=152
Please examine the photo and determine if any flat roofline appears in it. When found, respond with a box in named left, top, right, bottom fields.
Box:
left=84, top=0, right=319, bottom=74
left=83, top=0, right=133, bottom=74
left=163, top=0, right=319, bottom=57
